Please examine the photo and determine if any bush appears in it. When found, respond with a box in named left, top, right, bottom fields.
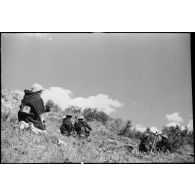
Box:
left=185, top=130, right=194, bottom=146
left=1, top=109, right=19, bottom=132
left=119, top=120, right=132, bottom=137
left=1, top=110, right=11, bottom=121
left=65, top=106, right=82, bottom=115
left=45, top=99, right=55, bottom=108
left=45, top=99, right=61, bottom=112
left=106, top=118, right=125, bottom=134
left=162, top=125, right=190, bottom=151
left=128, top=128, right=144, bottom=140
left=83, top=108, right=110, bottom=125
left=117, top=120, right=143, bottom=140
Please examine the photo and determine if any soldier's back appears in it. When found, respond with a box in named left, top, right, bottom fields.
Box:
left=60, top=118, right=73, bottom=135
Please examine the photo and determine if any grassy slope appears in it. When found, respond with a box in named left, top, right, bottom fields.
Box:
left=1, top=89, right=194, bottom=163
left=1, top=113, right=194, bottom=163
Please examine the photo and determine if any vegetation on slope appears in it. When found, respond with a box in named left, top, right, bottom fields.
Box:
left=1, top=89, right=194, bottom=163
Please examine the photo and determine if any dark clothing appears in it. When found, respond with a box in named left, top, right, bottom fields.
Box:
left=139, top=133, right=172, bottom=153
left=74, top=120, right=92, bottom=137
left=139, top=133, right=156, bottom=153
left=18, top=90, right=47, bottom=130
left=21, top=90, right=46, bottom=115
left=60, top=118, right=73, bottom=136
left=156, top=136, right=172, bottom=152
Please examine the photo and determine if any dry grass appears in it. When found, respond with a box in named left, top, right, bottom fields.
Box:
left=1, top=90, right=194, bottom=163
left=1, top=89, right=194, bottom=163
left=1, top=112, right=194, bottom=163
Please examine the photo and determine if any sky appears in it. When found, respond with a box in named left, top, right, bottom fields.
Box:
left=1, top=33, right=193, bottom=131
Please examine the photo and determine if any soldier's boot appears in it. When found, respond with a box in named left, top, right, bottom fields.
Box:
left=29, top=123, right=46, bottom=135
left=19, top=121, right=29, bottom=130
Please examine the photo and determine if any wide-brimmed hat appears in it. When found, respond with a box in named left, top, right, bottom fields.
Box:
left=31, top=83, right=45, bottom=92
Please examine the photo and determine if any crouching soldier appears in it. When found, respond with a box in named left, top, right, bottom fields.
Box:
left=18, top=83, right=50, bottom=134
left=156, top=134, right=172, bottom=152
left=74, top=116, right=92, bottom=138
left=60, top=114, right=74, bottom=136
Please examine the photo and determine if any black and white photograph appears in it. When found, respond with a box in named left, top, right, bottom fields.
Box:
left=1, top=33, right=193, bottom=163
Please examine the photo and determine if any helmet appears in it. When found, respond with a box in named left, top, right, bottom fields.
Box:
left=65, top=114, right=72, bottom=118
left=78, top=116, right=84, bottom=120
left=161, top=134, right=168, bottom=139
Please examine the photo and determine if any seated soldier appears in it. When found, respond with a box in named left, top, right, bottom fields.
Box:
left=60, top=114, right=73, bottom=136
left=156, top=134, right=172, bottom=152
left=18, top=83, right=50, bottom=133
left=142, top=128, right=152, bottom=139
left=74, top=116, right=92, bottom=138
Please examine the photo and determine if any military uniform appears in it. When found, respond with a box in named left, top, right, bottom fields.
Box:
left=18, top=90, right=48, bottom=130
left=74, top=117, right=92, bottom=138
left=60, top=115, right=73, bottom=136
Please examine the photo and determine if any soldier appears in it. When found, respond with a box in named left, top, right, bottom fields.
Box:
left=74, top=116, right=92, bottom=138
left=139, top=128, right=156, bottom=153
left=156, top=134, right=172, bottom=152
left=18, top=83, right=50, bottom=133
left=60, top=114, right=74, bottom=136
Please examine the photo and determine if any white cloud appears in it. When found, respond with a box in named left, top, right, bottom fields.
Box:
left=150, top=126, right=161, bottom=133
left=71, top=94, right=123, bottom=114
left=134, top=125, right=161, bottom=133
left=166, top=122, right=190, bottom=131
left=15, top=86, right=123, bottom=114
left=166, top=122, right=181, bottom=128
left=187, top=119, right=193, bottom=131
left=40, top=86, right=123, bottom=114
left=41, top=87, right=72, bottom=110
left=181, top=126, right=186, bottom=131
left=134, top=124, right=147, bottom=133
left=14, top=90, right=24, bottom=96
left=166, top=112, right=183, bottom=123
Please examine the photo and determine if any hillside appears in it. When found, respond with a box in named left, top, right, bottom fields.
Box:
left=1, top=89, right=194, bottom=163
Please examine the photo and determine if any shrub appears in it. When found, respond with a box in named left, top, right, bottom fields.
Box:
left=184, top=130, right=194, bottom=146
left=117, top=120, right=143, bottom=140
left=119, top=120, right=132, bottom=137
left=45, top=99, right=62, bottom=113
left=1, top=110, right=11, bottom=121
left=65, top=106, right=82, bottom=115
left=1, top=109, right=19, bottom=132
left=128, top=128, right=144, bottom=140
left=162, top=125, right=189, bottom=151
left=45, top=99, right=55, bottom=108
left=106, top=118, right=125, bottom=134
left=83, top=108, right=110, bottom=125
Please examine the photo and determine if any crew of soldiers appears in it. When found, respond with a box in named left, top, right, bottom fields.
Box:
left=139, top=128, right=172, bottom=153
left=18, top=84, right=173, bottom=149
left=18, top=83, right=92, bottom=138
left=60, top=114, right=92, bottom=138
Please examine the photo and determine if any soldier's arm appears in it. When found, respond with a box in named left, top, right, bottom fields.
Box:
left=45, top=105, right=50, bottom=112
left=39, top=114, right=44, bottom=124
left=85, top=122, right=92, bottom=131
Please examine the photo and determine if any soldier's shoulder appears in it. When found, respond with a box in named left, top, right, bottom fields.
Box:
left=83, top=120, right=89, bottom=125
